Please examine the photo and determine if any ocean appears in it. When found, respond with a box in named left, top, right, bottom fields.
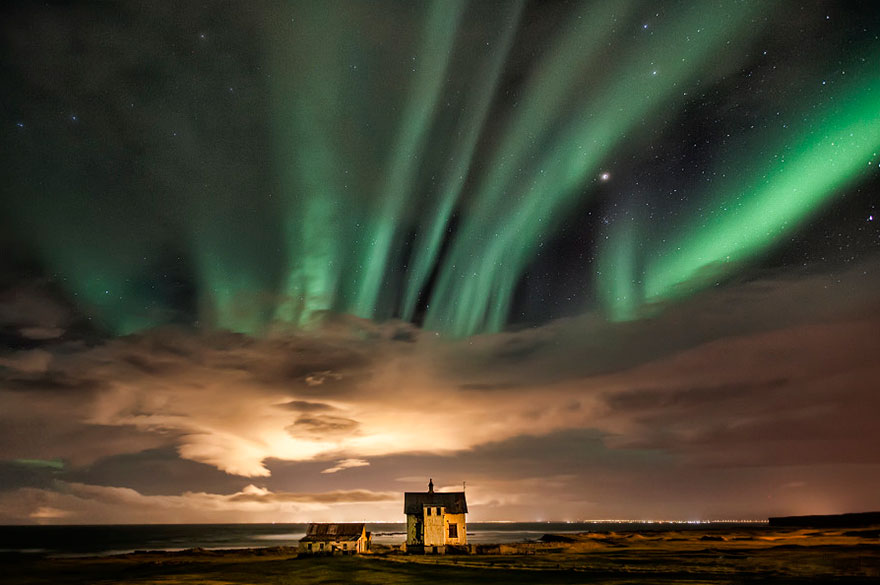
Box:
left=0, top=522, right=764, bottom=558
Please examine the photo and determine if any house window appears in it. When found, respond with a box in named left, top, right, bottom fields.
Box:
left=448, top=524, right=458, bottom=539
left=426, top=508, right=432, bottom=516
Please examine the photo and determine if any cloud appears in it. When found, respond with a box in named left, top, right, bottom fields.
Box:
left=304, top=371, right=343, bottom=386
left=0, top=284, right=71, bottom=342
left=321, top=458, right=370, bottom=474
left=0, top=349, right=52, bottom=374
left=290, top=415, right=360, bottom=439
left=2, top=319, right=597, bottom=476
left=0, top=262, right=877, bottom=489
left=0, top=481, right=398, bottom=524
left=229, top=484, right=391, bottom=503
left=29, top=506, right=71, bottom=520
left=591, top=317, right=880, bottom=466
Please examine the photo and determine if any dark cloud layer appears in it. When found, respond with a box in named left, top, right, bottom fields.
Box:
left=1, top=261, right=878, bottom=522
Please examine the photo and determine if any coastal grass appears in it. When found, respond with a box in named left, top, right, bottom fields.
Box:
left=4, top=553, right=597, bottom=585
left=5, top=526, right=880, bottom=584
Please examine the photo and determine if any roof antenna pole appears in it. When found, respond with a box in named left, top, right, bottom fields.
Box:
left=463, top=481, right=466, bottom=492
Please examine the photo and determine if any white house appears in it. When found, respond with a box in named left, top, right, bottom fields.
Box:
left=404, top=479, right=467, bottom=553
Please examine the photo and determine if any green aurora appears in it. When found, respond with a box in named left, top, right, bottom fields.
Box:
left=4, top=0, right=879, bottom=338
left=600, top=59, right=880, bottom=321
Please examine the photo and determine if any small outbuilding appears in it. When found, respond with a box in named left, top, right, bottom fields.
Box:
left=404, top=479, right=467, bottom=554
left=298, top=522, right=371, bottom=554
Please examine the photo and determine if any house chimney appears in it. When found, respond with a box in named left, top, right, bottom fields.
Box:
left=428, top=478, right=434, bottom=493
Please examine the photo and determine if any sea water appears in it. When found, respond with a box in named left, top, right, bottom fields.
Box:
left=0, top=522, right=764, bottom=558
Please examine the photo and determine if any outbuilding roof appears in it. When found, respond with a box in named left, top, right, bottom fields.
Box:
left=403, top=491, right=468, bottom=515
left=299, top=522, right=366, bottom=542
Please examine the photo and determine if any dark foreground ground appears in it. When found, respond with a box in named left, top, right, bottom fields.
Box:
left=5, top=526, right=880, bottom=584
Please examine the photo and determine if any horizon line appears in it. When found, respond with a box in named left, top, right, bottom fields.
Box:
left=0, top=518, right=773, bottom=527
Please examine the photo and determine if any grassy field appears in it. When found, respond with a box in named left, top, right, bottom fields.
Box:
left=5, top=527, right=880, bottom=584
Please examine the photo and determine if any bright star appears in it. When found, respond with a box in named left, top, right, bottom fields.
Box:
left=600, top=172, right=611, bottom=181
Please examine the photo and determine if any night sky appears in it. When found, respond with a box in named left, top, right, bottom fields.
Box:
left=1, top=0, right=879, bottom=524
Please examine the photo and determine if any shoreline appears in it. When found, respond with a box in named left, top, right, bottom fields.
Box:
left=4, top=522, right=878, bottom=558
left=5, top=525, right=879, bottom=583
left=0, top=521, right=772, bottom=559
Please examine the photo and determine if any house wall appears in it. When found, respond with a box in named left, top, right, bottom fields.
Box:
left=299, top=537, right=366, bottom=554
left=423, top=506, right=446, bottom=546
left=300, top=541, right=333, bottom=553
left=406, top=504, right=468, bottom=549
left=406, top=514, right=422, bottom=545
left=445, top=513, right=467, bottom=545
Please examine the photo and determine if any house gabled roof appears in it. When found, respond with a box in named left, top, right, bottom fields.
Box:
left=299, top=522, right=366, bottom=542
left=404, top=491, right=468, bottom=515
